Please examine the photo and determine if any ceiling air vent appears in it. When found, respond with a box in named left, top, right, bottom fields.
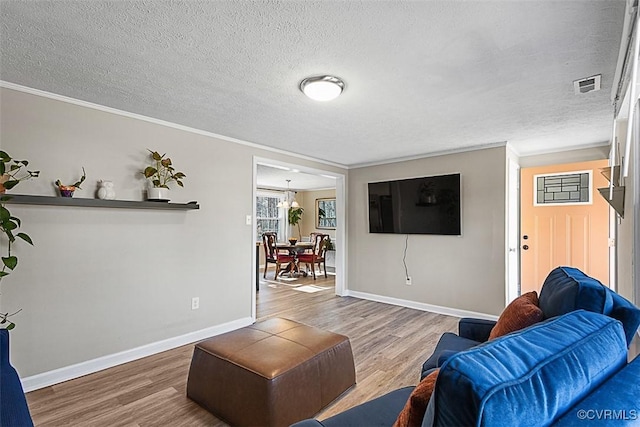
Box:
left=573, top=75, right=601, bottom=94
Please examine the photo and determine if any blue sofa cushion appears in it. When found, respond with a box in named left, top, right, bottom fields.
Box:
left=430, top=310, right=628, bottom=427
left=539, top=267, right=611, bottom=317
left=539, top=266, right=640, bottom=344
left=420, top=332, right=479, bottom=379
left=291, top=387, right=414, bottom=427
left=552, top=355, right=640, bottom=426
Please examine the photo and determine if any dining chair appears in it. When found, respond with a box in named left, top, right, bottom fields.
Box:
left=262, top=232, right=294, bottom=279
left=298, top=233, right=329, bottom=279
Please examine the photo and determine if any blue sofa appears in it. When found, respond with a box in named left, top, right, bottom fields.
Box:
left=292, top=267, right=640, bottom=427
left=421, top=266, right=640, bottom=380
left=0, top=329, right=33, bottom=427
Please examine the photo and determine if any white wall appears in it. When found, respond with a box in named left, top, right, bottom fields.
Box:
left=0, top=87, right=346, bottom=378
left=347, top=146, right=507, bottom=316
left=617, top=119, right=635, bottom=303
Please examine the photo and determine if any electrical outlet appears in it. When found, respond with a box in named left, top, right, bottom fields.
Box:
left=405, top=276, right=412, bottom=286
left=191, top=297, right=200, bottom=310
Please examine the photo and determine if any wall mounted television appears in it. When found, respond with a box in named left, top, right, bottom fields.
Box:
left=368, top=173, right=461, bottom=235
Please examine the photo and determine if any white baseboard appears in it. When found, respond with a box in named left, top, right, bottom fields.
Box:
left=345, top=290, right=499, bottom=321
left=21, top=316, right=253, bottom=392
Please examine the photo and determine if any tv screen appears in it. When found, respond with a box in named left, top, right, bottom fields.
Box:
left=368, top=173, right=461, bottom=235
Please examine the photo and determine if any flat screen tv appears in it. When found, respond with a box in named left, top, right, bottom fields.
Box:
left=368, top=173, right=461, bottom=235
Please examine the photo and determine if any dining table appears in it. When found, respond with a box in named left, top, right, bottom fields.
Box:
left=275, top=241, right=314, bottom=277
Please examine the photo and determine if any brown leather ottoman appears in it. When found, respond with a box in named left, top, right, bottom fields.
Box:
left=186, top=318, right=356, bottom=427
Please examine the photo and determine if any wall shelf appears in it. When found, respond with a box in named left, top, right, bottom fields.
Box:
left=1, top=194, right=199, bottom=210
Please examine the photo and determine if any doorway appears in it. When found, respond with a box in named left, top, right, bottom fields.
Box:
left=251, top=157, right=346, bottom=321
left=520, top=160, right=610, bottom=293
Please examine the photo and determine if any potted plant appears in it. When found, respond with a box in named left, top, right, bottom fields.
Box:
left=288, top=207, right=304, bottom=240
left=324, top=236, right=336, bottom=271
left=142, top=150, right=186, bottom=201
left=54, top=167, right=86, bottom=197
left=0, top=152, right=39, bottom=329
left=0, top=150, right=38, bottom=426
left=325, top=235, right=335, bottom=251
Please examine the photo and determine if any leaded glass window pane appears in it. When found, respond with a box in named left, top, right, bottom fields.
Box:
left=535, top=172, right=591, bottom=205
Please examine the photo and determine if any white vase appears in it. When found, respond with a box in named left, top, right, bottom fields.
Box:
left=97, top=180, right=116, bottom=200
left=147, top=186, right=170, bottom=201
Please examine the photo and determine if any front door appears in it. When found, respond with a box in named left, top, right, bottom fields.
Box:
left=521, top=160, right=609, bottom=293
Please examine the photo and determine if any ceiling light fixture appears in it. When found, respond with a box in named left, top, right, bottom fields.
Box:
left=300, top=75, right=345, bottom=102
left=277, top=179, right=300, bottom=209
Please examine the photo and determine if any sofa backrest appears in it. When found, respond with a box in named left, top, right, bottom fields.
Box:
left=538, top=266, right=640, bottom=345
left=427, top=310, right=627, bottom=427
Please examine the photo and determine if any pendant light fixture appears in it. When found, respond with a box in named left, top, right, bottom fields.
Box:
left=277, top=179, right=299, bottom=208
left=300, top=75, right=345, bottom=102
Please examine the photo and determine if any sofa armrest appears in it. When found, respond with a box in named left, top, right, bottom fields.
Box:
left=421, top=333, right=480, bottom=378
left=458, top=318, right=496, bottom=342
left=552, top=355, right=640, bottom=426
left=290, top=420, right=326, bottom=427
left=292, top=387, right=414, bottom=427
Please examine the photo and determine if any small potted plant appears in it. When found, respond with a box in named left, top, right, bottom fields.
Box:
left=55, top=167, right=86, bottom=197
left=142, top=150, right=186, bottom=201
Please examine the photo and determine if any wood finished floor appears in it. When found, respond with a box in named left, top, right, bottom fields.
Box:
left=26, top=272, right=458, bottom=426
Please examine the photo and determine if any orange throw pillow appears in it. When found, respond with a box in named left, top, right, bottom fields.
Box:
left=393, top=369, right=439, bottom=427
left=488, top=291, right=543, bottom=340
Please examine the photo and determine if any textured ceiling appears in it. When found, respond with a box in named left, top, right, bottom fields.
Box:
left=0, top=0, right=626, bottom=167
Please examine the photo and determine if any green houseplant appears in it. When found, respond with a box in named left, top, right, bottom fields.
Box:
left=288, top=207, right=304, bottom=240
left=0, top=152, right=39, bottom=426
left=142, top=150, right=186, bottom=201
left=0, top=151, right=39, bottom=329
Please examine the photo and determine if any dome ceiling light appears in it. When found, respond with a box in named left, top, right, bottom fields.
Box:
left=299, top=75, right=345, bottom=102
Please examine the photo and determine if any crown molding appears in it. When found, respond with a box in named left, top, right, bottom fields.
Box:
left=515, top=140, right=611, bottom=158
left=350, top=141, right=508, bottom=169
left=2, top=81, right=611, bottom=170
left=0, top=81, right=348, bottom=170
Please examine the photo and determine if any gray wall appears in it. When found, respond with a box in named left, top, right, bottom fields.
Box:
left=347, top=146, right=507, bottom=316
left=0, top=87, right=346, bottom=377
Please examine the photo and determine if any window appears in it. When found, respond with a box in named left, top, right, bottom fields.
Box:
left=316, top=198, right=336, bottom=229
left=534, top=170, right=592, bottom=206
left=256, top=191, right=283, bottom=237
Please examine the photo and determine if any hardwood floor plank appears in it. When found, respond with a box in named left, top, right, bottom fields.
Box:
left=26, top=273, right=458, bottom=426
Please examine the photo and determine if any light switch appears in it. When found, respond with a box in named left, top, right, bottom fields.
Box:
left=246, top=215, right=252, bottom=225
